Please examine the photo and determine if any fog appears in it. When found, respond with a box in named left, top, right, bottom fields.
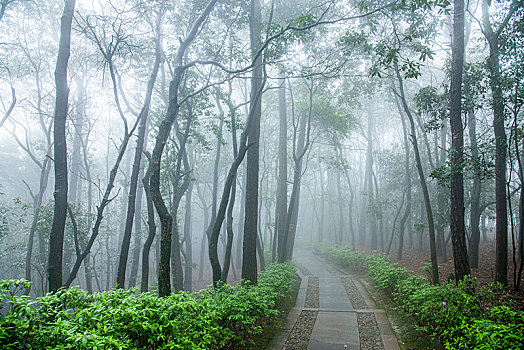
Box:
left=0, top=0, right=521, bottom=297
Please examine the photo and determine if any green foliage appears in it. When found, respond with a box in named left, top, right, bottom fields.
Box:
left=314, top=244, right=524, bottom=349
left=0, top=263, right=297, bottom=349
left=312, top=243, right=366, bottom=274
left=265, top=13, right=318, bottom=61
left=365, top=254, right=411, bottom=291
left=414, top=85, right=447, bottom=132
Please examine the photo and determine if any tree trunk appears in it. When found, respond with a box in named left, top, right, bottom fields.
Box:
left=183, top=180, right=193, bottom=291
left=437, top=123, right=448, bottom=261
left=48, top=0, right=76, bottom=292
left=169, top=99, right=194, bottom=292
left=517, top=141, right=524, bottom=290
left=24, top=156, right=52, bottom=295
left=140, top=153, right=156, bottom=293
left=242, top=0, right=263, bottom=284
left=128, top=183, right=144, bottom=288
left=482, top=0, right=516, bottom=286
left=342, top=162, right=356, bottom=248
left=284, top=80, right=312, bottom=259
left=64, top=75, right=86, bottom=281
left=276, top=71, right=288, bottom=263
left=393, top=91, right=411, bottom=260
left=150, top=0, right=218, bottom=296
left=221, top=93, right=240, bottom=283
left=64, top=123, right=136, bottom=288
left=116, top=15, right=161, bottom=288
left=196, top=184, right=209, bottom=282
left=366, top=111, right=377, bottom=250
left=337, top=168, right=345, bottom=244
left=320, top=166, right=325, bottom=242
left=469, top=109, right=482, bottom=268
left=394, top=64, right=439, bottom=285
left=449, top=0, right=470, bottom=280
left=235, top=164, right=246, bottom=270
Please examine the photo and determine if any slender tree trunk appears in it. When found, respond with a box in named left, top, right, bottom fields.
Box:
left=469, top=110, right=482, bottom=268
left=24, top=157, right=52, bottom=295
left=437, top=124, right=448, bottom=261
left=393, top=91, right=411, bottom=260
left=48, top=0, right=76, bottom=292
left=337, top=168, right=345, bottom=244
left=116, top=16, right=161, bottom=288
left=64, top=75, right=86, bottom=281
left=169, top=100, right=194, bottom=292
left=338, top=146, right=355, bottom=248
left=320, top=166, right=325, bottom=242
left=207, top=78, right=266, bottom=287
left=366, top=111, right=377, bottom=250
left=140, top=153, right=156, bottom=293
left=196, top=184, right=209, bottom=282
left=394, top=65, right=439, bottom=285
left=183, top=180, right=193, bottom=291
left=0, top=85, right=15, bottom=128
left=128, top=184, right=144, bottom=288
left=150, top=0, right=218, bottom=296
left=284, top=85, right=311, bottom=259
left=84, top=255, right=93, bottom=293
left=415, top=113, right=434, bottom=169
left=449, top=0, right=470, bottom=280
left=482, top=0, right=515, bottom=285
left=221, top=97, right=240, bottom=283
left=517, top=138, right=524, bottom=290
left=204, top=98, right=224, bottom=284
left=276, top=71, right=288, bottom=263
left=235, top=164, right=246, bottom=269
left=373, top=171, right=385, bottom=251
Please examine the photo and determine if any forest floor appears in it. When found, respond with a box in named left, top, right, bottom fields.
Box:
left=388, top=241, right=524, bottom=311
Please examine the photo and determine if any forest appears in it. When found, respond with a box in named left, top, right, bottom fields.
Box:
left=0, top=0, right=523, bottom=348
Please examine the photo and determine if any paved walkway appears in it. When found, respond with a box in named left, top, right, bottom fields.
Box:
left=268, top=249, right=400, bottom=350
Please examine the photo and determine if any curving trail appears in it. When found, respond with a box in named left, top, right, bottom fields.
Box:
left=269, top=248, right=400, bottom=350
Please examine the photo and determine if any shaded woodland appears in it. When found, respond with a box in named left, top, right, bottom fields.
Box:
left=0, top=0, right=522, bottom=299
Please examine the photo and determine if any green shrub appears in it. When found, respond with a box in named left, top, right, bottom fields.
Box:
left=313, top=244, right=524, bottom=349
left=312, top=243, right=366, bottom=273
left=0, top=263, right=297, bottom=349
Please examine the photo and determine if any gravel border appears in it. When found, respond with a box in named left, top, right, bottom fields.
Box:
left=341, top=276, right=367, bottom=309
left=304, top=277, right=319, bottom=308
left=282, top=310, right=318, bottom=349
left=282, top=276, right=319, bottom=350
left=358, top=312, right=385, bottom=350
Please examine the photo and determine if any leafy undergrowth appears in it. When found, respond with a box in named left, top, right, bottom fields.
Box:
left=313, top=243, right=524, bottom=350
left=0, top=263, right=298, bottom=349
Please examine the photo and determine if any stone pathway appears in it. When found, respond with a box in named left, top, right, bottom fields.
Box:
left=268, top=249, right=400, bottom=350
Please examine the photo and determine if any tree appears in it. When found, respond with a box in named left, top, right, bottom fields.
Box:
left=392, top=64, right=439, bottom=285
left=150, top=0, right=218, bottom=297
left=449, top=0, right=470, bottom=280
left=0, top=0, right=18, bottom=21
left=393, top=92, right=412, bottom=260
left=276, top=71, right=288, bottom=263
left=116, top=2, right=163, bottom=289
left=140, top=151, right=156, bottom=293
left=481, top=0, right=520, bottom=286
left=242, top=0, right=263, bottom=284
left=48, top=0, right=76, bottom=293
left=283, top=79, right=314, bottom=260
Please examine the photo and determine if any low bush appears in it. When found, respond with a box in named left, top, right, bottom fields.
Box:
left=312, top=243, right=366, bottom=274
left=0, top=262, right=297, bottom=349
left=314, top=243, right=524, bottom=349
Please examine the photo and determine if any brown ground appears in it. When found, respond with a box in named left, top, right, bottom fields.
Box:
left=380, top=241, right=524, bottom=310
